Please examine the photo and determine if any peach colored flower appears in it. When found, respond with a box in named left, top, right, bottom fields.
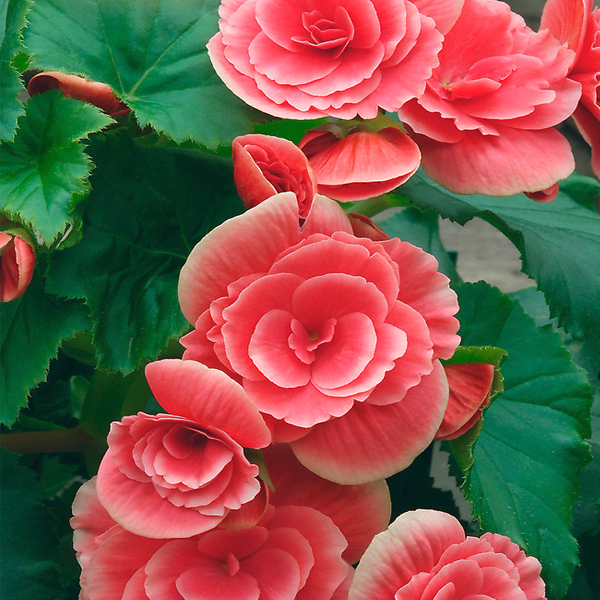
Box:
left=206, top=0, right=454, bottom=119
left=95, top=359, right=271, bottom=538
left=349, top=509, right=546, bottom=600
left=299, top=117, right=421, bottom=201
left=72, top=445, right=393, bottom=599
left=541, top=0, right=600, bottom=178
left=178, top=193, right=460, bottom=483
left=0, top=228, right=35, bottom=302
left=398, top=0, right=582, bottom=196
left=232, top=134, right=317, bottom=224
left=28, top=72, right=130, bottom=117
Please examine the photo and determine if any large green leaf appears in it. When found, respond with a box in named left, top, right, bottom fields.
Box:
left=0, top=91, right=112, bottom=243
left=0, top=449, right=61, bottom=599
left=0, top=272, right=90, bottom=426
left=46, top=131, right=244, bottom=373
left=0, top=0, right=30, bottom=140
left=454, top=282, right=592, bottom=598
left=24, top=0, right=261, bottom=148
left=400, top=171, right=600, bottom=338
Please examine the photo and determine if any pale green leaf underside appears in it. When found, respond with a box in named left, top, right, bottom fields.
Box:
left=401, top=172, right=600, bottom=338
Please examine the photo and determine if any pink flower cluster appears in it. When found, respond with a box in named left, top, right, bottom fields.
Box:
left=209, top=0, right=598, bottom=197
left=73, top=188, right=535, bottom=598
left=70, top=0, right=567, bottom=596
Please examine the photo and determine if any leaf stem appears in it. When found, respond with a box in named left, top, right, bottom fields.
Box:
left=0, top=426, right=100, bottom=455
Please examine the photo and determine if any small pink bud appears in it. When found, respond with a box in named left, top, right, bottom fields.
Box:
left=299, top=118, right=421, bottom=202
left=524, top=182, right=560, bottom=202
left=28, top=72, right=130, bottom=117
left=232, top=134, right=317, bottom=224
left=435, top=362, right=495, bottom=441
left=0, top=229, right=35, bottom=302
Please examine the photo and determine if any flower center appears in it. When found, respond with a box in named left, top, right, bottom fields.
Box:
left=288, top=317, right=336, bottom=365
left=293, top=7, right=355, bottom=57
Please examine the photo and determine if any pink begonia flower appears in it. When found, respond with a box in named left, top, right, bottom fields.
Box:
left=435, top=361, right=495, bottom=440
left=232, top=134, right=317, bottom=224
left=178, top=193, right=460, bottom=484
left=206, top=0, right=457, bottom=120
left=0, top=228, right=35, bottom=302
left=349, top=509, right=546, bottom=600
left=398, top=0, right=582, bottom=197
left=28, top=72, right=130, bottom=117
left=72, top=452, right=392, bottom=599
left=299, top=117, right=421, bottom=202
left=263, top=444, right=391, bottom=564
left=95, top=359, right=272, bottom=538
left=540, top=0, right=600, bottom=178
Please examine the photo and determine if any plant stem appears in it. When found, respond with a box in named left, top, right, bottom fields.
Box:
left=0, top=426, right=99, bottom=454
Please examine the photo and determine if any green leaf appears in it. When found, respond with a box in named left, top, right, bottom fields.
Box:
left=80, top=368, right=150, bottom=440
left=400, top=171, right=600, bottom=337
left=0, top=449, right=61, bottom=599
left=24, top=0, right=261, bottom=148
left=0, top=91, right=112, bottom=243
left=0, top=0, right=31, bottom=140
left=377, top=206, right=460, bottom=280
left=0, top=272, right=90, bottom=426
left=455, top=281, right=592, bottom=598
left=46, top=131, right=244, bottom=373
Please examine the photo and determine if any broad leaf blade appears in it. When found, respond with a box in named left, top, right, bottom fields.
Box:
left=0, top=450, right=61, bottom=599
left=401, top=171, right=600, bottom=337
left=24, top=0, right=261, bottom=147
left=0, top=91, right=112, bottom=243
left=0, top=0, right=30, bottom=140
left=46, top=131, right=244, bottom=373
left=0, top=272, right=90, bottom=426
left=455, top=281, right=592, bottom=598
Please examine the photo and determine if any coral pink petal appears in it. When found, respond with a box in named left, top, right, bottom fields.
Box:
left=178, top=193, right=351, bottom=325
left=416, top=126, right=575, bottom=196
left=242, top=548, right=302, bottom=600
left=145, top=359, right=270, bottom=448
left=573, top=104, right=600, bottom=179
left=207, top=33, right=333, bottom=119
left=176, top=566, right=261, bottom=600
left=84, top=529, right=166, bottom=600
left=525, top=182, right=560, bottom=202
left=382, top=238, right=459, bottom=360
left=311, top=312, right=378, bottom=389
left=308, top=129, right=421, bottom=185
left=268, top=506, right=350, bottom=600
left=435, top=362, right=495, bottom=440
left=290, top=361, right=449, bottom=484
left=540, top=0, right=592, bottom=58
left=264, top=444, right=391, bottom=564
left=249, top=309, right=311, bottom=387
left=222, top=273, right=303, bottom=381
left=244, top=377, right=356, bottom=427
left=361, top=302, right=433, bottom=405
left=482, top=533, right=546, bottom=599
left=121, top=567, right=150, bottom=600
left=96, top=454, right=225, bottom=538
left=71, top=477, right=118, bottom=567
left=348, top=509, right=465, bottom=600
left=410, top=0, right=465, bottom=34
